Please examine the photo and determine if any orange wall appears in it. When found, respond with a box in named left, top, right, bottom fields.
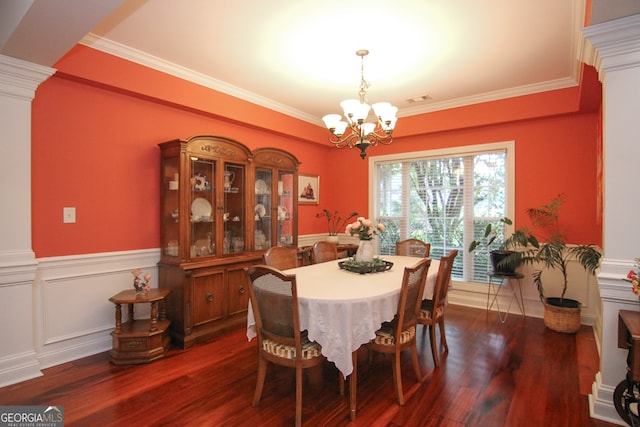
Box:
left=325, top=112, right=601, bottom=246
left=31, top=47, right=602, bottom=257
left=32, top=61, right=332, bottom=257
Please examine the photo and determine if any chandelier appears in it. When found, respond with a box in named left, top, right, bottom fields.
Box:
left=322, top=49, right=398, bottom=160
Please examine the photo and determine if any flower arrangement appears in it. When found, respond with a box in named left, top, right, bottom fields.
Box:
left=624, top=258, right=640, bottom=295
left=346, top=217, right=385, bottom=241
left=316, top=209, right=359, bottom=236
left=132, top=268, right=151, bottom=293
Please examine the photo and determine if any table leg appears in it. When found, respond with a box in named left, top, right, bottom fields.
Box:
left=159, top=300, right=167, bottom=321
left=114, top=303, right=122, bottom=333
left=150, top=301, right=158, bottom=332
left=350, top=350, right=357, bottom=421
left=128, top=304, right=134, bottom=322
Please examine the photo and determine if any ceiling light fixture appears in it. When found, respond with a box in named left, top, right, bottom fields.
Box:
left=322, top=49, right=398, bottom=160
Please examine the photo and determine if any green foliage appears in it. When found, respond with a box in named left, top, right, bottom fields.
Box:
left=467, top=217, right=514, bottom=252
left=315, top=209, right=358, bottom=236
left=507, top=194, right=601, bottom=302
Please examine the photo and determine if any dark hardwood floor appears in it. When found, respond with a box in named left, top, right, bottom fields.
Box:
left=0, top=305, right=621, bottom=426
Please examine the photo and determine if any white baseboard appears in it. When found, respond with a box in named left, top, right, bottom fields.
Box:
left=590, top=372, right=627, bottom=426
left=0, top=351, right=42, bottom=388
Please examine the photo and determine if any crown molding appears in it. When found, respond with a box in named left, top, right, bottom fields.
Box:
left=80, top=34, right=319, bottom=125
left=0, top=54, right=56, bottom=100
left=583, top=13, right=640, bottom=75
left=399, top=77, right=578, bottom=117
left=81, top=29, right=584, bottom=124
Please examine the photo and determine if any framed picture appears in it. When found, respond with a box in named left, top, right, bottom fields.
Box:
left=298, top=174, right=319, bottom=205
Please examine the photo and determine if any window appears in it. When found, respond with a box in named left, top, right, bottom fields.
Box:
left=372, top=141, right=514, bottom=283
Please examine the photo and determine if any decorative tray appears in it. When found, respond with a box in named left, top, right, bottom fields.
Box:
left=338, top=259, right=393, bottom=274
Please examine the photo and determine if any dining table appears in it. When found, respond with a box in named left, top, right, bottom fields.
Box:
left=246, top=255, right=440, bottom=377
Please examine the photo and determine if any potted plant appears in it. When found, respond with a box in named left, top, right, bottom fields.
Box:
left=468, top=217, right=535, bottom=274
left=504, top=194, right=602, bottom=333
left=315, top=209, right=358, bottom=244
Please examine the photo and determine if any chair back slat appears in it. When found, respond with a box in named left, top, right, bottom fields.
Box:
left=396, top=258, right=431, bottom=336
left=263, top=246, right=299, bottom=270
left=311, top=241, right=338, bottom=264
left=396, top=239, right=431, bottom=258
left=252, top=274, right=294, bottom=340
left=246, top=265, right=300, bottom=347
left=432, top=250, right=459, bottom=306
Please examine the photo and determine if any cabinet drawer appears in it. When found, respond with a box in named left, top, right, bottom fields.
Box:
left=120, top=337, right=149, bottom=352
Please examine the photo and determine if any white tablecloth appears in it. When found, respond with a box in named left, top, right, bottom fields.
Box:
left=246, top=255, right=439, bottom=376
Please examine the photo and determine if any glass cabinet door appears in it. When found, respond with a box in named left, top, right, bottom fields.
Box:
left=223, top=163, right=245, bottom=254
left=253, top=147, right=299, bottom=250
left=277, top=171, right=294, bottom=246
left=190, top=158, right=216, bottom=258
left=254, top=167, right=272, bottom=250
left=161, top=156, right=180, bottom=258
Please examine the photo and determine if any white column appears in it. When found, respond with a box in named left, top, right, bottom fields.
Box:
left=0, top=54, right=55, bottom=386
left=583, top=14, right=640, bottom=424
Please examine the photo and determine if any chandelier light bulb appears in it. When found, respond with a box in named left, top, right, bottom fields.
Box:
left=322, top=114, right=342, bottom=129
left=333, top=121, right=348, bottom=137
left=361, top=122, right=376, bottom=136
left=381, top=117, right=397, bottom=132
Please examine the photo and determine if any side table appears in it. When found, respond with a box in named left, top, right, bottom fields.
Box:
left=108, top=288, right=171, bottom=365
left=486, top=272, right=525, bottom=323
left=614, top=310, right=640, bottom=426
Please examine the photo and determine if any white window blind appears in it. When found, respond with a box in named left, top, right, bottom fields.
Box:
left=374, top=143, right=512, bottom=283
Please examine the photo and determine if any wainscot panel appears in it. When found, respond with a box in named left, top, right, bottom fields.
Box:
left=34, top=249, right=160, bottom=371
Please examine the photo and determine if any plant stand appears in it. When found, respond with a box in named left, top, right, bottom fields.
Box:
left=486, top=272, right=525, bottom=323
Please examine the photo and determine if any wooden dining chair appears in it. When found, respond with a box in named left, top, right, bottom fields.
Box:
left=263, top=246, right=299, bottom=270
left=366, top=257, right=431, bottom=406
left=245, top=265, right=325, bottom=427
left=395, top=238, right=431, bottom=258
left=311, top=241, right=338, bottom=264
left=418, top=249, right=458, bottom=367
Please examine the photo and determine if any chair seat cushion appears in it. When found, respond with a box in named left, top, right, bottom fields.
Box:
left=373, top=325, right=415, bottom=345
left=419, top=299, right=445, bottom=321
left=262, top=337, right=322, bottom=359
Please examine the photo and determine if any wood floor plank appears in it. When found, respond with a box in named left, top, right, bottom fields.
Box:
left=0, top=305, right=621, bottom=426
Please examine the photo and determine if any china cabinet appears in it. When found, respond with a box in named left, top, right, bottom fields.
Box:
left=158, top=135, right=299, bottom=348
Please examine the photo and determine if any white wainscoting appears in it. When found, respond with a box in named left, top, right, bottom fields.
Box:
left=34, top=249, right=160, bottom=371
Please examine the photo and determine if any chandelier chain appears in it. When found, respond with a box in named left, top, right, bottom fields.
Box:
left=358, top=54, right=370, bottom=104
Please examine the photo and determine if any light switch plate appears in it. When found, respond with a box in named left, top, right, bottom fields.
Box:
left=63, top=207, right=76, bottom=223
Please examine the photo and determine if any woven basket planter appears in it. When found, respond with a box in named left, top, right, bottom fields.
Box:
left=543, top=298, right=581, bottom=334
